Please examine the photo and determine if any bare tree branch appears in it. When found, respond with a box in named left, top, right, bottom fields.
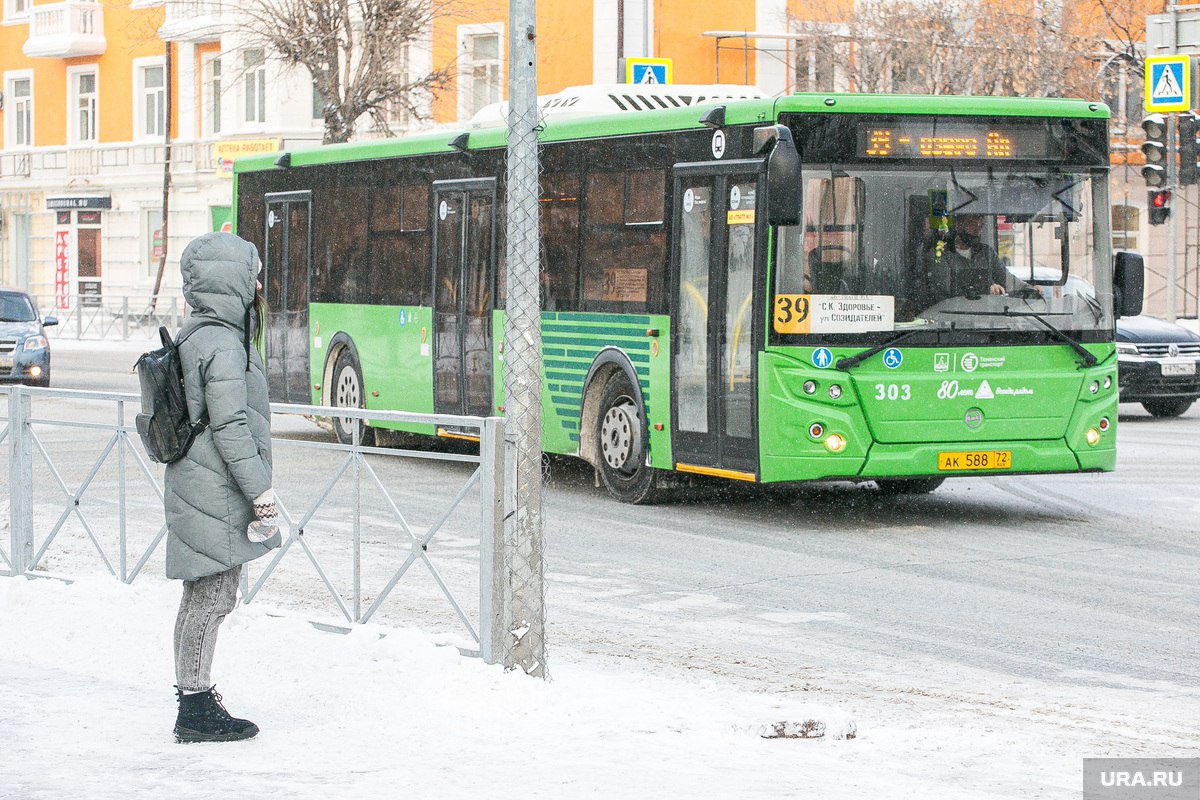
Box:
left=234, top=0, right=457, bottom=143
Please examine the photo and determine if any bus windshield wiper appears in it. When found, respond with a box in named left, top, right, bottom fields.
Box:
left=835, top=328, right=928, bottom=371
left=940, top=309, right=1099, bottom=367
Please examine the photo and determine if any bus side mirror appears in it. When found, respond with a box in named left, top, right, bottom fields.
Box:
left=756, top=124, right=802, bottom=226
left=1113, top=251, right=1144, bottom=318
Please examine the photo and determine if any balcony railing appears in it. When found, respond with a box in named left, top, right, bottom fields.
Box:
left=158, top=0, right=224, bottom=41
left=23, top=0, right=106, bottom=59
left=0, top=142, right=197, bottom=183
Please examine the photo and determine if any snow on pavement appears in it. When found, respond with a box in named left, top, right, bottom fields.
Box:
left=0, top=573, right=1113, bottom=800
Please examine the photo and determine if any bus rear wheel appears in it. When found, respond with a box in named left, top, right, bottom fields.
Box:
left=331, top=348, right=375, bottom=447
left=875, top=477, right=945, bottom=495
left=595, top=373, right=657, bottom=504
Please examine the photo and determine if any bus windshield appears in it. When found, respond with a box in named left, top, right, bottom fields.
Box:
left=774, top=166, right=1113, bottom=341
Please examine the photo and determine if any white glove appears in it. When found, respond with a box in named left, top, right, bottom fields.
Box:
left=247, top=489, right=281, bottom=543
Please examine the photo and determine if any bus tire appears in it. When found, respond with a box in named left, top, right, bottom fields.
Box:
left=596, top=373, right=657, bottom=504
left=875, top=477, right=945, bottom=495
left=330, top=348, right=375, bottom=447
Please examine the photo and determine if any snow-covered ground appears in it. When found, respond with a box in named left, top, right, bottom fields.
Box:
left=3, top=338, right=1196, bottom=798
left=2, top=572, right=1194, bottom=800
left=0, top=575, right=870, bottom=800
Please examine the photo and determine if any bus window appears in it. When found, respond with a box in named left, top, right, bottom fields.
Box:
left=626, top=169, right=664, bottom=224
left=540, top=172, right=581, bottom=311
left=401, top=184, right=429, bottom=232
left=803, top=175, right=863, bottom=294
left=581, top=169, right=666, bottom=312
left=319, top=185, right=368, bottom=303
left=370, top=186, right=402, bottom=233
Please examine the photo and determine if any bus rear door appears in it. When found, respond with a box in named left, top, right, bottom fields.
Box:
left=670, top=164, right=763, bottom=480
left=432, top=179, right=497, bottom=421
left=263, top=191, right=312, bottom=404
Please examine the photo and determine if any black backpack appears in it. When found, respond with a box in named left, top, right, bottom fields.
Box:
left=134, top=323, right=220, bottom=464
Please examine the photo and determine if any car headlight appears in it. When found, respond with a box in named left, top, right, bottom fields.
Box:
left=1115, top=343, right=1139, bottom=357
left=22, top=335, right=48, bottom=351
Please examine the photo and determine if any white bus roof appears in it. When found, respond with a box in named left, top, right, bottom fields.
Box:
left=468, top=83, right=766, bottom=128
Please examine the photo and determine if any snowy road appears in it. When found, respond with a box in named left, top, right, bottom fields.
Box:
left=2, top=337, right=1195, bottom=797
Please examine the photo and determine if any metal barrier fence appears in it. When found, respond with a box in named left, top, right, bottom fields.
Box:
left=36, top=295, right=186, bottom=342
left=1, top=385, right=513, bottom=665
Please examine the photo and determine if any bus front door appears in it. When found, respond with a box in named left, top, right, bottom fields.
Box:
left=263, top=192, right=312, bottom=404
left=432, top=180, right=496, bottom=421
left=671, top=167, right=762, bottom=479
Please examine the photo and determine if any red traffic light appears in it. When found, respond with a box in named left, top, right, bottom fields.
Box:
left=1149, top=189, right=1171, bottom=225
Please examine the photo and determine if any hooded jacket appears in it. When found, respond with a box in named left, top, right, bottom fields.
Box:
left=164, top=232, right=279, bottom=580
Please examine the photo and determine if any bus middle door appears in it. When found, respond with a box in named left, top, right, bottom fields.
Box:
left=671, top=164, right=763, bottom=480
left=432, top=179, right=496, bottom=421
left=263, top=191, right=312, bottom=404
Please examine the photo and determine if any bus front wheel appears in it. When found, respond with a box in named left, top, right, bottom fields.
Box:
left=595, top=373, right=657, bottom=504
left=330, top=348, right=375, bottom=447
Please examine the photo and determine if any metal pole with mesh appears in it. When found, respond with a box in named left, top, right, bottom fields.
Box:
left=501, top=0, right=546, bottom=677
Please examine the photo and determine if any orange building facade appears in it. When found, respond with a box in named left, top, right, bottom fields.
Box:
left=1, top=0, right=1169, bottom=314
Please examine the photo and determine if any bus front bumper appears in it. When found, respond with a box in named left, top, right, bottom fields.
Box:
left=760, top=437, right=1114, bottom=483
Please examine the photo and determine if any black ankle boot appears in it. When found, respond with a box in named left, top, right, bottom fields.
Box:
left=174, top=686, right=259, bottom=743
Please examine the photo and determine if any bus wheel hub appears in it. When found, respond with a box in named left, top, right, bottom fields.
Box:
left=601, top=401, right=640, bottom=472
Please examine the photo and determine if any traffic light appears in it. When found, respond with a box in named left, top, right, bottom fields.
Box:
left=1141, top=113, right=1168, bottom=188
left=1180, top=113, right=1200, bottom=186
left=1149, top=189, right=1171, bottom=225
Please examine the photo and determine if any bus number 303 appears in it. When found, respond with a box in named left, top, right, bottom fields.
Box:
left=874, top=383, right=911, bottom=400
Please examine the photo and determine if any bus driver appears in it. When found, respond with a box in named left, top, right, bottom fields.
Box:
left=922, top=213, right=1015, bottom=305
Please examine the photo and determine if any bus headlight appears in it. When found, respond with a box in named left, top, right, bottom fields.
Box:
left=1085, top=428, right=1101, bottom=446
left=803, top=380, right=817, bottom=395
left=824, top=433, right=847, bottom=452
left=828, top=384, right=842, bottom=399
left=808, top=422, right=824, bottom=439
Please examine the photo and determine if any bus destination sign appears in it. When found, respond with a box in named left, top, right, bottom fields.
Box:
left=858, top=122, right=1056, bottom=160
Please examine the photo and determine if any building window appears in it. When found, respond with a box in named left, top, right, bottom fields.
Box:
left=790, top=24, right=847, bottom=93
left=4, top=0, right=31, bottom=21
left=375, top=46, right=411, bottom=131
left=138, top=61, right=166, bottom=139
left=70, top=69, right=99, bottom=144
left=311, top=64, right=329, bottom=121
left=458, top=24, right=502, bottom=121
left=203, top=56, right=222, bottom=136
left=244, top=48, right=266, bottom=124
left=3, top=73, right=33, bottom=148
left=1112, top=204, right=1139, bottom=252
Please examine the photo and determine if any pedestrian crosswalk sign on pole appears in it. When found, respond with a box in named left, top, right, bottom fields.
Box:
left=626, top=57, right=673, bottom=85
left=1146, top=56, right=1191, bottom=113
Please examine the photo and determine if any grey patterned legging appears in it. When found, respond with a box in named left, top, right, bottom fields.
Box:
left=174, top=565, right=242, bottom=692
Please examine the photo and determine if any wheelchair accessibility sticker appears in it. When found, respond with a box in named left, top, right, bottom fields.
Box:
left=883, top=348, right=903, bottom=369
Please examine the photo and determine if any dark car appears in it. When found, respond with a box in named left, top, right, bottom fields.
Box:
left=0, top=287, right=57, bottom=387
left=1116, top=314, right=1200, bottom=417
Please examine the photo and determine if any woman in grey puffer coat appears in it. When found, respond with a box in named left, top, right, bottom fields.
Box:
left=166, top=231, right=281, bottom=743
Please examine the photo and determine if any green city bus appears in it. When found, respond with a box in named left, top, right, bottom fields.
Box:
left=233, top=88, right=1144, bottom=503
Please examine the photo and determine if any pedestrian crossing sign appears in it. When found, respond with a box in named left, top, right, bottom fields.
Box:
left=626, top=58, right=673, bottom=85
left=1145, top=56, right=1191, bottom=113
